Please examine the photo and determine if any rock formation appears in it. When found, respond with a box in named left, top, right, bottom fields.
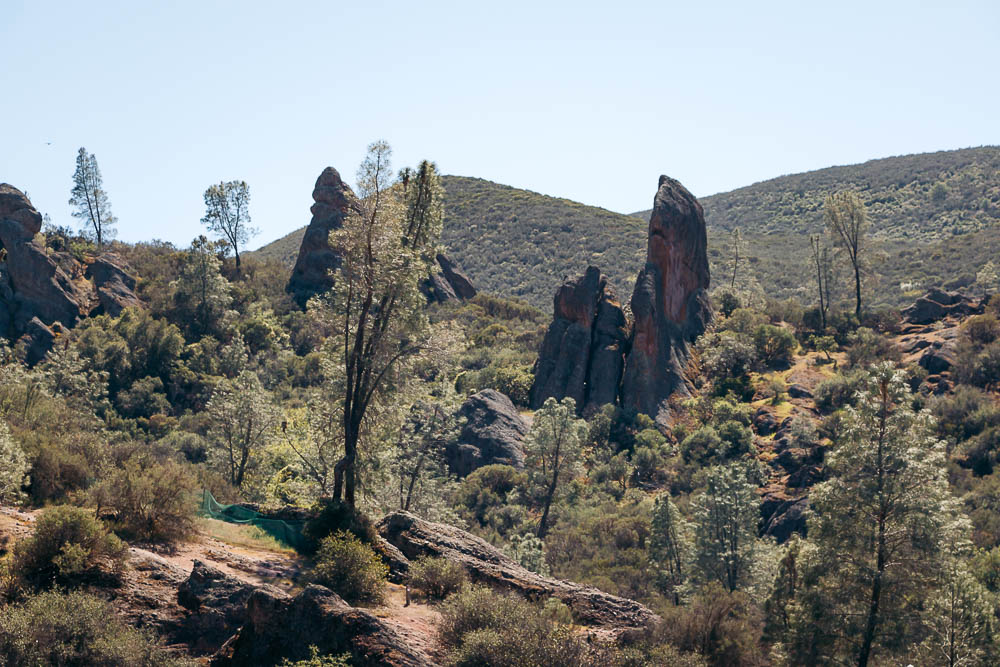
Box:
left=286, top=167, right=359, bottom=307
left=212, top=585, right=435, bottom=667
left=445, top=389, right=527, bottom=476
left=902, top=287, right=981, bottom=325
left=621, top=176, right=712, bottom=426
left=0, top=184, right=142, bottom=362
left=379, top=511, right=659, bottom=630
left=529, top=266, right=627, bottom=413
left=422, top=253, right=477, bottom=304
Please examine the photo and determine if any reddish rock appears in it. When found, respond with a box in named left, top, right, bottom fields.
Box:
left=530, top=266, right=627, bottom=413
left=621, top=176, right=711, bottom=426
left=286, top=167, right=359, bottom=307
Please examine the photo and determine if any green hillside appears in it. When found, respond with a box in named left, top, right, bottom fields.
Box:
left=254, top=147, right=1000, bottom=310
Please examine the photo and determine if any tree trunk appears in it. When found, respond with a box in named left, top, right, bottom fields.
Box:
left=537, top=472, right=559, bottom=539
left=854, top=262, right=862, bottom=319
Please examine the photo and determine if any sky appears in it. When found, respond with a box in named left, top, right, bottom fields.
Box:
left=2, top=0, right=998, bottom=248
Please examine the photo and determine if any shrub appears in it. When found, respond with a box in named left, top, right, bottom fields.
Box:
left=681, top=426, right=723, bottom=466
left=303, top=498, right=377, bottom=553
left=0, top=590, right=186, bottom=666
left=409, top=556, right=467, bottom=600
left=0, top=419, right=29, bottom=502
left=311, top=530, right=387, bottom=604
left=753, top=325, right=797, bottom=367
left=660, top=584, right=766, bottom=667
left=454, top=464, right=527, bottom=529
left=814, top=372, right=864, bottom=413
left=11, top=505, right=128, bottom=590
left=845, top=327, right=899, bottom=369
left=95, top=459, right=197, bottom=543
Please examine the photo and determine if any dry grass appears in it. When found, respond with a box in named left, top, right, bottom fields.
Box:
left=195, top=517, right=296, bottom=555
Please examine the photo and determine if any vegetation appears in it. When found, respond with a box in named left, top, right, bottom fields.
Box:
left=310, top=530, right=388, bottom=604
left=69, top=146, right=117, bottom=248
left=408, top=555, right=467, bottom=600
left=202, top=179, right=255, bottom=271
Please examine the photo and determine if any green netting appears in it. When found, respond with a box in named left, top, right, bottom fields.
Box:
left=199, top=489, right=308, bottom=551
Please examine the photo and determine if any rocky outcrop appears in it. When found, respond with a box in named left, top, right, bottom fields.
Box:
left=621, top=176, right=711, bottom=426
left=529, top=267, right=627, bottom=414
left=286, top=167, right=359, bottom=307
left=212, top=585, right=434, bottom=667
left=177, top=560, right=289, bottom=654
left=421, top=253, right=477, bottom=304
left=903, top=287, right=981, bottom=324
left=86, top=253, right=142, bottom=316
left=445, top=389, right=528, bottom=476
left=0, top=185, right=144, bottom=361
left=379, top=511, right=659, bottom=630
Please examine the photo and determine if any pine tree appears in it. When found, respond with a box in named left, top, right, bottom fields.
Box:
left=690, top=462, right=760, bottom=593
left=650, top=492, right=692, bottom=604
left=69, top=147, right=117, bottom=248
left=524, top=396, right=587, bottom=538
left=784, top=362, right=963, bottom=666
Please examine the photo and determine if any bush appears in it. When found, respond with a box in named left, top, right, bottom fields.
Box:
left=454, top=464, right=527, bottom=530
left=409, top=556, right=467, bottom=599
left=681, top=426, right=723, bottom=466
left=303, top=498, right=377, bottom=553
left=660, top=584, right=766, bottom=667
left=94, top=459, right=197, bottom=543
left=11, top=505, right=128, bottom=591
left=845, top=327, right=899, bottom=369
left=311, top=530, right=387, bottom=604
left=0, top=590, right=186, bottom=666
left=753, top=325, right=797, bottom=367
left=440, top=586, right=590, bottom=667
left=814, top=372, right=865, bottom=413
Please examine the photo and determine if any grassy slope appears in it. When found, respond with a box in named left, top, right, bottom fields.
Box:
left=253, top=147, right=1000, bottom=310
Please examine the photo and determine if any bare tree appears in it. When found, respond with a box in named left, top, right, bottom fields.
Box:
left=729, top=228, right=748, bottom=289
left=69, top=147, right=117, bottom=248
left=810, top=234, right=834, bottom=330
left=824, top=191, right=868, bottom=318
left=201, top=180, right=255, bottom=272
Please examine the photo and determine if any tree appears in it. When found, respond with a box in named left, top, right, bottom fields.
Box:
left=524, top=397, right=587, bottom=538
left=0, top=419, right=29, bottom=502
left=729, top=228, right=748, bottom=289
left=68, top=147, right=117, bottom=248
left=201, top=180, right=255, bottom=271
left=976, top=260, right=998, bottom=293
left=171, top=236, right=232, bottom=338
left=206, top=370, right=279, bottom=487
left=809, top=234, right=833, bottom=330
left=918, top=552, right=996, bottom=667
left=824, top=190, right=868, bottom=318
left=320, top=142, right=443, bottom=506
left=650, top=492, right=692, bottom=605
left=785, top=363, right=963, bottom=666
left=393, top=396, right=460, bottom=514
left=690, top=462, right=760, bottom=593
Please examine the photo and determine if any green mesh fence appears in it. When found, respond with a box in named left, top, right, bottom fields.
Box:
left=199, top=489, right=308, bottom=551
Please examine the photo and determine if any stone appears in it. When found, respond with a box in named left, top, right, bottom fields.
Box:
left=762, top=496, right=808, bottom=543
left=787, top=383, right=813, bottom=399
left=753, top=407, right=780, bottom=436
left=621, top=176, right=711, bottom=426
left=919, top=341, right=957, bottom=374
left=379, top=511, right=659, bottom=630
left=421, top=253, right=477, bottom=304
left=18, top=317, right=59, bottom=365
left=445, top=390, right=528, bottom=476
left=286, top=167, right=359, bottom=307
left=86, top=253, right=142, bottom=316
left=177, top=560, right=288, bottom=654
left=212, top=585, right=434, bottom=667
left=902, top=288, right=981, bottom=324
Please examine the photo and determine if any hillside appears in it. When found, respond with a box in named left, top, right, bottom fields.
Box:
left=255, top=147, right=1000, bottom=309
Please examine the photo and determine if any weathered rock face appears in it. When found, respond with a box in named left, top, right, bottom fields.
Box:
left=212, top=584, right=435, bottom=667
left=379, top=511, right=659, bottom=630
left=903, top=288, right=981, bottom=325
left=621, top=176, right=711, bottom=426
left=445, top=389, right=528, bottom=476
left=529, top=266, right=627, bottom=413
left=422, top=253, right=477, bottom=304
left=177, top=560, right=289, bottom=654
left=286, top=167, right=359, bottom=307
left=0, top=184, right=142, bottom=361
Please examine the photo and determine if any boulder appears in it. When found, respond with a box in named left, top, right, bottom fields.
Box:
left=422, top=253, right=477, bottom=304
left=446, top=390, right=528, bottom=476
left=177, top=560, right=288, bottom=654
left=903, top=288, right=980, bottom=324
left=787, top=383, right=813, bottom=399
left=621, top=176, right=711, bottom=426
left=762, top=496, right=808, bottom=543
left=530, top=266, right=628, bottom=414
left=379, top=511, right=659, bottom=630
left=212, top=585, right=434, bottom=667
left=286, top=168, right=359, bottom=307
left=919, top=341, right=957, bottom=374
left=85, top=253, right=142, bottom=316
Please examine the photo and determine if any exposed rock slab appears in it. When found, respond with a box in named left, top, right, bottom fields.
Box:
left=378, top=511, right=659, bottom=630
left=212, top=584, right=434, bottom=667
left=445, top=389, right=528, bottom=476
left=530, top=266, right=627, bottom=414
left=86, top=253, right=142, bottom=316
left=286, top=167, right=359, bottom=307
left=422, top=253, right=476, bottom=304
left=902, top=287, right=981, bottom=324
left=621, top=176, right=711, bottom=426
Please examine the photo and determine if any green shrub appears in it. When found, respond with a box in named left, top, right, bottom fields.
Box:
left=814, top=372, right=865, bottom=412
left=311, top=530, right=387, bottom=604
left=11, top=505, right=128, bottom=590
left=408, top=556, right=467, bottom=600
left=0, top=590, right=186, bottom=666
left=753, top=324, right=797, bottom=367
left=303, top=498, right=377, bottom=553
left=845, top=327, right=899, bottom=369
left=94, top=459, right=197, bottom=543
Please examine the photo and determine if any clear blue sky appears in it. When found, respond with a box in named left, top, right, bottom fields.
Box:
left=2, top=1, right=998, bottom=247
